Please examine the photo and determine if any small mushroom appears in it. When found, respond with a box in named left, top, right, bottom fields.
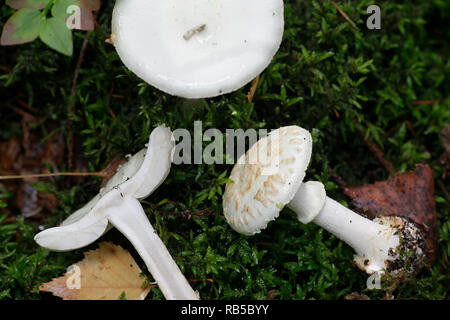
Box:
left=35, top=125, right=199, bottom=300
left=223, top=126, right=426, bottom=275
left=111, top=0, right=284, bottom=98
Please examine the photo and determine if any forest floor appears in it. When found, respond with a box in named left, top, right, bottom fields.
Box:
left=0, top=0, right=449, bottom=299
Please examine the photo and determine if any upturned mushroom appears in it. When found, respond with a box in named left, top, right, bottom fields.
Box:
left=222, top=126, right=426, bottom=275
left=34, top=125, right=199, bottom=300
left=111, top=0, right=284, bottom=98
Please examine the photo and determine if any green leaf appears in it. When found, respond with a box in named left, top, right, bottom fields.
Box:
left=0, top=8, right=42, bottom=45
left=39, top=17, right=73, bottom=56
left=6, top=0, right=49, bottom=10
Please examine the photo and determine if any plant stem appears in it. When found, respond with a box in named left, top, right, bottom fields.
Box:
left=289, top=190, right=400, bottom=274
left=0, top=172, right=105, bottom=180
left=108, top=196, right=199, bottom=300
left=42, top=0, right=55, bottom=19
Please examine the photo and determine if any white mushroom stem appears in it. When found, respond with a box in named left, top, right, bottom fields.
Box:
left=288, top=183, right=400, bottom=274
left=312, top=198, right=399, bottom=273
left=34, top=126, right=199, bottom=300
left=108, top=196, right=198, bottom=300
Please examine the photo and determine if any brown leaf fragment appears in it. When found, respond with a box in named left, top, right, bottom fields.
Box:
left=40, top=242, right=151, bottom=300
left=342, top=164, right=438, bottom=265
left=267, top=289, right=281, bottom=300
left=411, top=99, right=442, bottom=106
left=0, top=137, right=21, bottom=173
left=100, top=155, right=127, bottom=187
left=0, top=122, right=65, bottom=219
left=345, top=292, right=370, bottom=300
left=330, top=1, right=358, bottom=29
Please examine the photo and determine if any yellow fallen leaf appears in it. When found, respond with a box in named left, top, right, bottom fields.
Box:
left=40, top=242, right=151, bottom=300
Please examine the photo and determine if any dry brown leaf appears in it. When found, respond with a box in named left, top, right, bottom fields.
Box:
left=0, top=121, right=65, bottom=219
left=40, top=242, right=151, bottom=300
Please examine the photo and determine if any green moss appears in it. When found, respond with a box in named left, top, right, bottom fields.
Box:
left=0, top=0, right=449, bottom=300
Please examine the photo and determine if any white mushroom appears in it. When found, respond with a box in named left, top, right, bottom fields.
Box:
left=111, top=0, right=284, bottom=98
left=35, top=125, right=199, bottom=300
left=223, top=126, right=425, bottom=275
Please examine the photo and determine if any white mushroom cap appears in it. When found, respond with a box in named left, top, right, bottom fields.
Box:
left=111, top=0, right=284, bottom=98
left=35, top=125, right=199, bottom=300
left=223, top=126, right=312, bottom=235
left=223, top=126, right=425, bottom=276
left=35, top=125, right=175, bottom=250
left=62, top=149, right=146, bottom=226
left=119, top=125, right=175, bottom=199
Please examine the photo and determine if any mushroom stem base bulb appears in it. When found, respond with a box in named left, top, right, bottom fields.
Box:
left=222, top=125, right=427, bottom=277
left=310, top=197, right=400, bottom=274
left=356, top=216, right=427, bottom=276
left=288, top=184, right=426, bottom=275
left=308, top=197, right=425, bottom=274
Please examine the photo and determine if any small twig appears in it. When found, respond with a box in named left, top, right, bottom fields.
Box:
left=1, top=216, right=16, bottom=224
left=357, top=129, right=395, bottom=173
left=183, top=24, right=206, bottom=41
left=257, top=242, right=273, bottom=247
left=384, top=121, right=431, bottom=156
left=442, top=251, right=450, bottom=268
left=333, top=108, right=340, bottom=119
left=411, top=99, right=442, bottom=106
left=0, top=172, right=106, bottom=180
left=160, top=208, right=219, bottom=219
left=67, top=36, right=90, bottom=170
left=384, top=121, right=420, bottom=140
left=16, top=99, right=38, bottom=113
left=107, top=85, right=117, bottom=118
left=267, top=289, right=281, bottom=300
left=383, top=124, right=399, bottom=138
left=404, top=120, right=419, bottom=140
left=67, top=10, right=100, bottom=170
left=436, top=179, right=450, bottom=205
left=188, top=278, right=214, bottom=283
left=6, top=105, right=36, bottom=151
left=146, top=278, right=213, bottom=289
left=331, top=1, right=358, bottom=29
left=247, top=75, right=260, bottom=103
left=6, top=104, right=36, bottom=120
left=70, top=40, right=89, bottom=97
left=0, top=65, right=12, bottom=73
left=329, top=167, right=347, bottom=186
